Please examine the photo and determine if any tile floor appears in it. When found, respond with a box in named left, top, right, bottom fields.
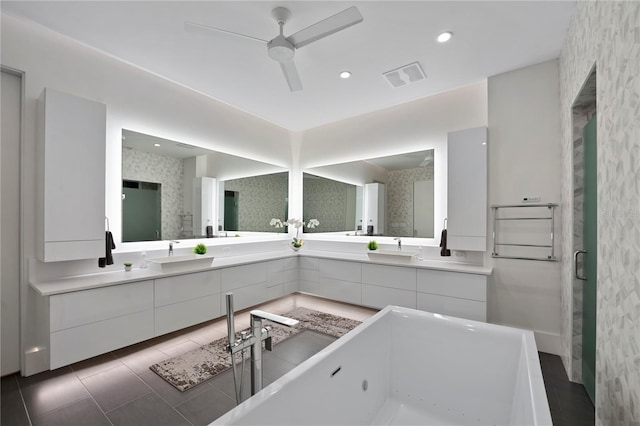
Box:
left=2, top=293, right=594, bottom=426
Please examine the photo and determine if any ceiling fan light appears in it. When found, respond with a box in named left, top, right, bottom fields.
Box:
left=437, top=31, right=453, bottom=43
left=339, top=71, right=352, bottom=79
left=268, top=36, right=295, bottom=61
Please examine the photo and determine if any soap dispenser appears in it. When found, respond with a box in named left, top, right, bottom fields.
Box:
left=140, top=250, right=147, bottom=269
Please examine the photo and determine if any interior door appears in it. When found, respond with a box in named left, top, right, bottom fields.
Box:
left=582, top=113, right=597, bottom=404
left=122, top=181, right=161, bottom=242
left=224, top=190, right=239, bottom=231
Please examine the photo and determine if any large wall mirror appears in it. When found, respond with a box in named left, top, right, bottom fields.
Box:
left=304, top=149, right=435, bottom=238
left=121, top=129, right=288, bottom=242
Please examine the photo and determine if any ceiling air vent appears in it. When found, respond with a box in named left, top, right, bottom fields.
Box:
left=382, top=62, right=426, bottom=88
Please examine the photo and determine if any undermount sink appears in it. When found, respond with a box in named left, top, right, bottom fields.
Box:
left=147, top=254, right=215, bottom=272
left=367, top=250, right=416, bottom=264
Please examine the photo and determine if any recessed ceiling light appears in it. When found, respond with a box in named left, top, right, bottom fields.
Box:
left=339, top=71, right=352, bottom=79
left=154, top=143, right=161, bottom=147
left=437, top=31, right=453, bottom=43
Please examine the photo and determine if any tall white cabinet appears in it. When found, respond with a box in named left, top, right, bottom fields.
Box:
left=447, top=127, right=488, bottom=251
left=36, top=88, right=106, bottom=262
left=364, top=182, right=385, bottom=235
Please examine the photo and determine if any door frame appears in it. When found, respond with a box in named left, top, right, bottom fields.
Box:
left=569, top=65, right=597, bottom=388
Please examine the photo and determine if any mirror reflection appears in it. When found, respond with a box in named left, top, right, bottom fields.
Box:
left=304, top=150, right=434, bottom=238
left=121, top=129, right=287, bottom=242
left=303, top=173, right=363, bottom=234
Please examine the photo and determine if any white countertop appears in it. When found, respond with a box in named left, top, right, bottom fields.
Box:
left=30, top=249, right=492, bottom=296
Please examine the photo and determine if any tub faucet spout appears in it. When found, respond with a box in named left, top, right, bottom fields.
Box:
left=224, top=293, right=299, bottom=402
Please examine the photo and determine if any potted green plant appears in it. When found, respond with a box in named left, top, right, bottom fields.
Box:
left=124, top=262, right=132, bottom=271
left=367, top=240, right=378, bottom=251
left=193, top=243, right=207, bottom=255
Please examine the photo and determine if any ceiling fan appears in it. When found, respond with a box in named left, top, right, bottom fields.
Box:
left=185, top=6, right=363, bottom=92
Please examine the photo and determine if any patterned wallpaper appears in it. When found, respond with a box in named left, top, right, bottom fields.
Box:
left=303, top=175, right=357, bottom=233
left=386, top=166, right=434, bottom=237
left=224, top=172, right=288, bottom=232
left=559, top=2, right=640, bottom=424
left=122, top=148, right=184, bottom=240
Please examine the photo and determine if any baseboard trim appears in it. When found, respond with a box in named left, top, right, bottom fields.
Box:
left=534, top=330, right=561, bottom=355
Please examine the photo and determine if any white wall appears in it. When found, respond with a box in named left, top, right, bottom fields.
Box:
left=487, top=59, right=562, bottom=354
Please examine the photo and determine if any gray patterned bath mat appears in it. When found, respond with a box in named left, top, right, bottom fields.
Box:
left=149, top=307, right=361, bottom=391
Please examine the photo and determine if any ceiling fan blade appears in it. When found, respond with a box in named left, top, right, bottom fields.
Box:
left=184, top=21, right=268, bottom=44
left=287, top=6, right=363, bottom=49
left=279, top=60, right=303, bottom=92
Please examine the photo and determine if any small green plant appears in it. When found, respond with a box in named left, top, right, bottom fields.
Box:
left=124, top=262, right=132, bottom=267
left=193, top=243, right=207, bottom=255
left=367, top=240, right=378, bottom=250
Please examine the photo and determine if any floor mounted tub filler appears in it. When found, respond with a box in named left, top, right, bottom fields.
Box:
left=212, top=305, right=552, bottom=426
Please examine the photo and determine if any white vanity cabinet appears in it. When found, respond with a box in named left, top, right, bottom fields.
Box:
left=447, top=127, right=488, bottom=251
left=300, top=258, right=362, bottom=305
left=361, top=263, right=417, bottom=309
left=36, top=88, right=106, bottom=262
left=266, top=257, right=299, bottom=300
left=154, top=271, right=221, bottom=336
left=416, top=269, right=487, bottom=321
left=49, top=281, right=154, bottom=369
left=220, top=262, right=268, bottom=313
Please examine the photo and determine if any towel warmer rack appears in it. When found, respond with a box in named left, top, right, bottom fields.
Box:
left=491, top=203, right=558, bottom=261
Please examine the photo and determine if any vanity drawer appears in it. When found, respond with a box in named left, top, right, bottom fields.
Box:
left=362, top=264, right=417, bottom=291
left=417, top=293, right=486, bottom=322
left=318, top=259, right=361, bottom=283
left=267, top=259, right=284, bottom=287
left=50, top=309, right=154, bottom=369
left=155, top=294, right=221, bottom=336
left=417, top=269, right=486, bottom=302
left=155, top=271, right=221, bottom=307
left=362, top=284, right=416, bottom=310
left=50, top=280, right=154, bottom=332
left=221, top=262, right=267, bottom=291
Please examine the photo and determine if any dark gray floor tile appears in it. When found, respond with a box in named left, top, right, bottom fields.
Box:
left=114, top=346, right=170, bottom=376
left=19, top=367, right=90, bottom=418
left=71, top=352, right=123, bottom=380
left=31, top=397, right=111, bottom=426
left=81, top=364, right=152, bottom=412
left=208, top=364, right=252, bottom=402
left=106, top=393, right=191, bottom=426
left=1, top=375, right=30, bottom=426
left=139, top=370, right=214, bottom=407
left=174, top=385, right=236, bottom=425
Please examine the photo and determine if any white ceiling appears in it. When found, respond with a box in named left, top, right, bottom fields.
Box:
left=2, top=1, right=575, bottom=132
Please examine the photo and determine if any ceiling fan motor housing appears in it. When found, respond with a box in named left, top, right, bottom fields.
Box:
left=268, top=35, right=295, bottom=62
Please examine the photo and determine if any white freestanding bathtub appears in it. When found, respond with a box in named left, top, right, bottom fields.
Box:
left=211, top=306, right=552, bottom=425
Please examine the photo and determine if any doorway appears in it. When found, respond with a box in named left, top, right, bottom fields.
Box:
left=122, top=180, right=162, bottom=241
left=571, top=68, right=597, bottom=404
left=1, top=68, right=23, bottom=375
left=224, top=190, right=239, bottom=231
